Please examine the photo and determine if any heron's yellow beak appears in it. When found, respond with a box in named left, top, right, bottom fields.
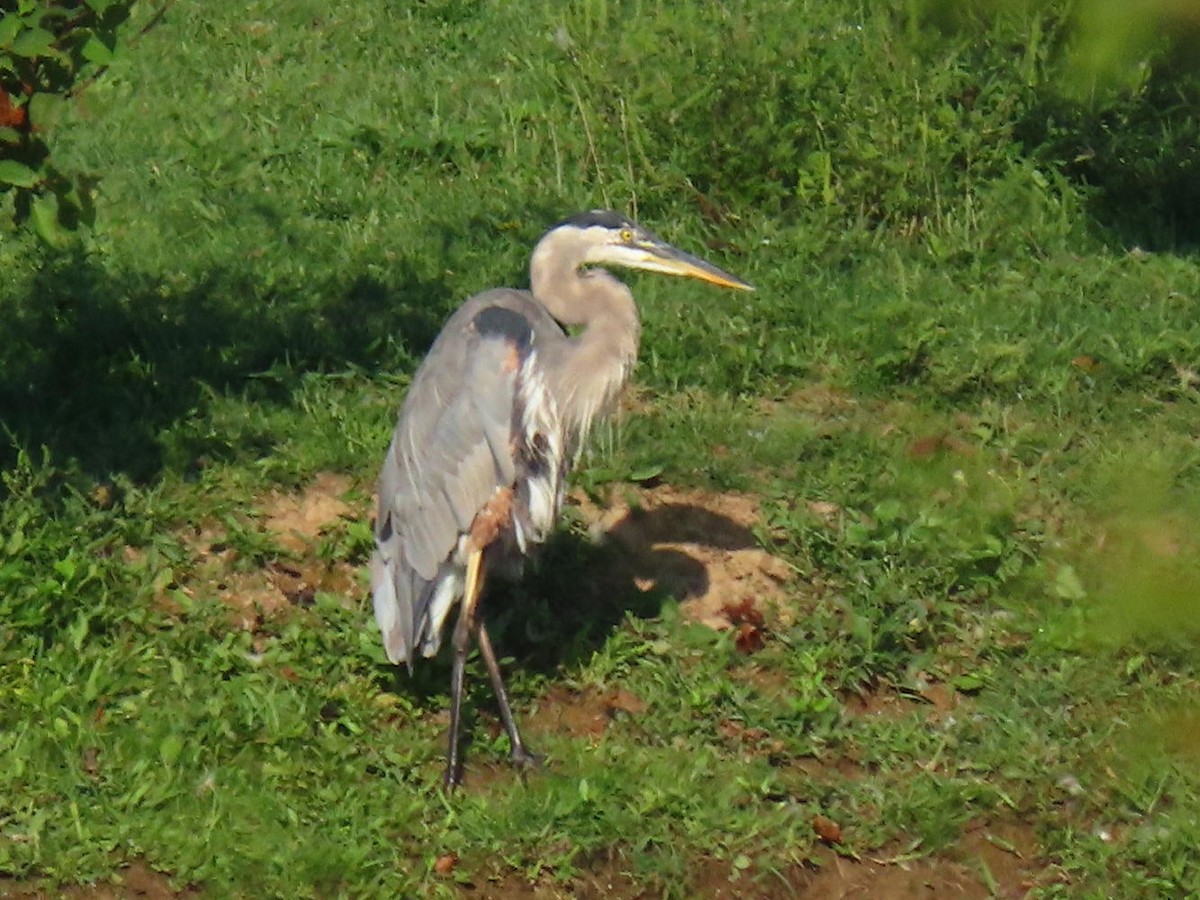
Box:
left=584, top=232, right=755, bottom=291
left=628, top=242, right=755, bottom=292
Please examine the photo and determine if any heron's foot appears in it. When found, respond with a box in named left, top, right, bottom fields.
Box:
left=442, top=760, right=464, bottom=792
left=510, top=744, right=543, bottom=771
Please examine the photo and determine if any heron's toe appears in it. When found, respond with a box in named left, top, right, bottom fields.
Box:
left=511, top=746, right=544, bottom=771
left=443, top=763, right=465, bottom=791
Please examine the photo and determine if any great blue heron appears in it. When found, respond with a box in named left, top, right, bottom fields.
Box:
left=370, top=210, right=753, bottom=788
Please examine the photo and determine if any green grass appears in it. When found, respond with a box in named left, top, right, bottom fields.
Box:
left=3, top=1, right=1200, bottom=897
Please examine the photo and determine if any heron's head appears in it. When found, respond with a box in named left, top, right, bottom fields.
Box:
left=549, top=210, right=754, bottom=292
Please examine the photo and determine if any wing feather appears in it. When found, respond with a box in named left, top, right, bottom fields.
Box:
left=371, top=291, right=564, bottom=665
left=443, top=443, right=493, bottom=530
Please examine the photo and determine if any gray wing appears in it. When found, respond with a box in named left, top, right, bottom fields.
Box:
left=370, top=290, right=564, bottom=665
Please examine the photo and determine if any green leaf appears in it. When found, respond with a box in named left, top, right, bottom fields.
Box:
left=31, top=193, right=71, bottom=247
left=5, top=527, right=25, bottom=555
left=628, top=463, right=663, bottom=484
left=0, top=15, right=22, bottom=47
left=874, top=498, right=904, bottom=523
left=1052, top=563, right=1086, bottom=601
left=952, top=672, right=985, bottom=693
left=0, top=126, right=21, bottom=144
left=844, top=521, right=872, bottom=545
left=0, top=158, right=39, bottom=188
left=82, top=34, right=114, bottom=66
left=11, top=26, right=56, bottom=58
left=69, top=612, right=90, bottom=650
left=159, top=733, right=184, bottom=766
left=54, top=556, right=78, bottom=580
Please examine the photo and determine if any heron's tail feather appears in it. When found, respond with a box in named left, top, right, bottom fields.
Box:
left=371, top=552, right=412, bottom=667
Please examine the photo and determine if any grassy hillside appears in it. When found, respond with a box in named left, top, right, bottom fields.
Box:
left=2, top=1, right=1198, bottom=896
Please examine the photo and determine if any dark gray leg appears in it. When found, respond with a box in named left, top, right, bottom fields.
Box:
left=474, top=619, right=541, bottom=770
left=444, top=604, right=472, bottom=789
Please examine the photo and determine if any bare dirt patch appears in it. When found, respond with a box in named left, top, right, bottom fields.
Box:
left=764, top=382, right=861, bottom=420
left=792, top=753, right=869, bottom=782
left=456, top=845, right=665, bottom=900
left=259, top=471, right=356, bottom=554
left=730, top=662, right=791, bottom=692
left=178, top=558, right=359, bottom=631
left=0, top=861, right=195, bottom=899
left=185, top=476, right=796, bottom=636
left=842, top=689, right=921, bottom=720
left=792, top=818, right=1048, bottom=900
left=842, top=682, right=965, bottom=722
left=458, top=820, right=1048, bottom=900
left=570, top=484, right=796, bottom=631
left=526, top=685, right=649, bottom=741
left=457, top=865, right=652, bottom=900
left=170, top=473, right=365, bottom=627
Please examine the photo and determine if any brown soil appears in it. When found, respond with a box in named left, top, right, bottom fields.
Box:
left=259, top=471, right=355, bottom=553
left=761, top=382, right=861, bottom=422
left=789, top=818, right=1049, bottom=899
left=168, top=473, right=364, bottom=628
left=460, top=867, right=651, bottom=900
left=3, top=827, right=1052, bottom=900
left=525, top=685, right=649, bottom=741
left=571, top=484, right=797, bottom=630
left=842, top=682, right=963, bottom=722
left=457, top=846, right=659, bottom=900
left=0, top=862, right=194, bottom=899
left=454, top=817, right=1049, bottom=899
left=182, top=475, right=799, bottom=639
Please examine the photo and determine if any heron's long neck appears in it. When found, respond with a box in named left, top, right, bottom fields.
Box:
left=561, top=287, right=640, bottom=443
left=531, top=250, right=641, bottom=445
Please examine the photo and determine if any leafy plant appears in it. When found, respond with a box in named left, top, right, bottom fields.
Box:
left=0, top=0, right=138, bottom=244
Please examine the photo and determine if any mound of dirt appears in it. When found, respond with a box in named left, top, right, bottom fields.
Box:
left=571, top=484, right=795, bottom=630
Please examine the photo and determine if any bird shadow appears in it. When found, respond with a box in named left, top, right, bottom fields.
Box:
left=383, top=498, right=765, bottom=727
left=495, top=499, right=766, bottom=669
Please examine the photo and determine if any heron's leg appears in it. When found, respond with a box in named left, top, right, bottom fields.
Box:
left=444, top=549, right=485, bottom=790
left=473, top=619, right=541, bottom=769
left=444, top=606, right=471, bottom=789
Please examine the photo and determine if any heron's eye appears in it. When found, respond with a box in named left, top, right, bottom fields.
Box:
left=619, top=228, right=634, bottom=243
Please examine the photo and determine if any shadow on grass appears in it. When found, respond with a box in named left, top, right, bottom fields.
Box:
left=0, top=251, right=454, bottom=481
left=1017, top=67, right=1200, bottom=254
